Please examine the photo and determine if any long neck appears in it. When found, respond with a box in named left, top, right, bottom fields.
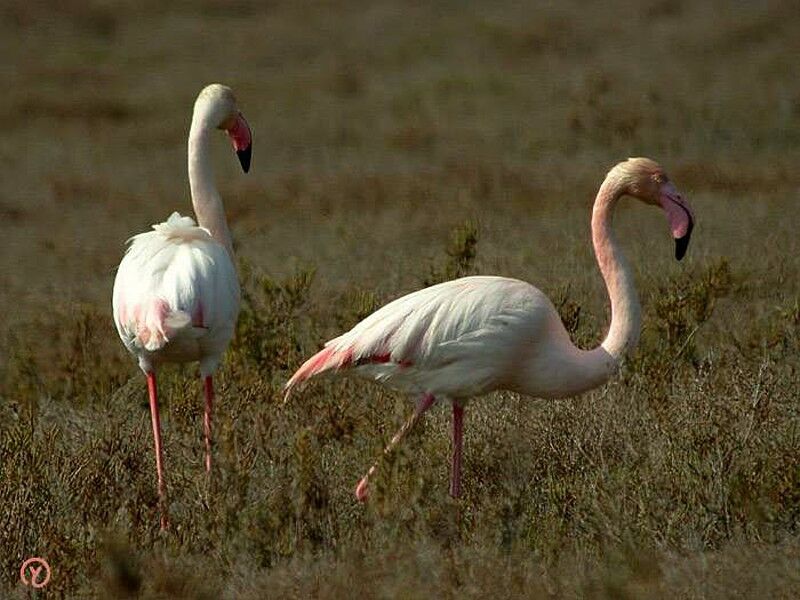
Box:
left=188, top=116, right=233, bottom=254
left=512, top=172, right=641, bottom=399
left=590, top=175, right=641, bottom=362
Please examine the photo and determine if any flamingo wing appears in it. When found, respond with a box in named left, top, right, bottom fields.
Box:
left=285, top=275, right=550, bottom=398
left=113, top=212, right=240, bottom=371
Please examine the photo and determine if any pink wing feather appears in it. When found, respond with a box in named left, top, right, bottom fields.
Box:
left=284, top=276, right=547, bottom=399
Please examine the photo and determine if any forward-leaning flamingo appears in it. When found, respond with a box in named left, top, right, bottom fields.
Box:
left=285, top=157, right=695, bottom=502
left=112, top=84, right=251, bottom=529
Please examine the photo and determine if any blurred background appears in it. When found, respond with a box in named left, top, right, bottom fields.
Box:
left=1, top=1, right=799, bottom=597
left=3, top=0, right=798, bottom=318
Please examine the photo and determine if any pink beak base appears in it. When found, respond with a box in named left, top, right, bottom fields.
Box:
left=659, top=182, right=694, bottom=260
left=227, top=113, right=252, bottom=173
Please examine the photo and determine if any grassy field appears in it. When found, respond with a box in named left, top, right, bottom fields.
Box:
left=2, top=0, right=799, bottom=597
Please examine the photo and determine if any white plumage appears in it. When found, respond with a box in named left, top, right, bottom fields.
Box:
left=113, top=212, right=239, bottom=375
left=288, top=276, right=551, bottom=399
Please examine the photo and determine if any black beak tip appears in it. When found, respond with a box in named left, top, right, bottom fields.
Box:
left=237, top=146, right=252, bottom=173
left=675, top=237, right=688, bottom=261
left=674, top=219, right=693, bottom=261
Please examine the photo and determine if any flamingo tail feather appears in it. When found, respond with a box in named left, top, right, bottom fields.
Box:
left=284, top=345, right=353, bottom=401
left=135, top=299, right=194, bottom=351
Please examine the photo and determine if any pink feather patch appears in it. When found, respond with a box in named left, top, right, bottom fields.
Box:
left=360, top=353, right=413, bottom=368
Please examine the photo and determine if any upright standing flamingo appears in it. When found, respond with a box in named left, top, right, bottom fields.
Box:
left=285, top=157, right=695, bottom=502
left=112, top=84, right=251, bottom=529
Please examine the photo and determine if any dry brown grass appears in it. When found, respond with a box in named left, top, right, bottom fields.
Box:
left=2, top=0, right=799, bottom=597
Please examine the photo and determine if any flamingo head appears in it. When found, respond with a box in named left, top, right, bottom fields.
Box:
left=618, top=157, right=695, bottom=261
left=194, top=83, right=253, bottom=173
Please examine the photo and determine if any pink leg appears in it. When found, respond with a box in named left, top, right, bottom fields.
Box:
left=203, top=375, right=214, bottom=474
left=356, top=393, right=436, bottom=502
left=146, top=371, right=168, bottom=530
left=450, top=401, right=464, bottom=498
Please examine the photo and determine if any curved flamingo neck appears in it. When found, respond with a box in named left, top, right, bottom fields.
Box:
left=188, top=113, right=233, bottom=255
left=511, top=169, right=642, bottom=399
left=591, top=172, right=641, bottom=363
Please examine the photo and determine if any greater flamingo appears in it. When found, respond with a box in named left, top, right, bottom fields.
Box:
left=285, top=157, right=695, bottom=501
left=112, top=84, right=250, bottom=529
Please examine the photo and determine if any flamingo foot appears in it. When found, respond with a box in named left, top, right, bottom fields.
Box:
left=355, top=477, right=370, bottom=502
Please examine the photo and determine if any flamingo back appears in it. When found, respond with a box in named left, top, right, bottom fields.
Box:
left=286, top=276, right=554, bottom=399
left=112, top=212, right=240, bottom=373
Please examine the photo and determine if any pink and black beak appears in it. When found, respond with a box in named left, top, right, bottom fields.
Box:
left=659, top=181, right=694, bottom=260
left=226, top=112, right=252, bottom=173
